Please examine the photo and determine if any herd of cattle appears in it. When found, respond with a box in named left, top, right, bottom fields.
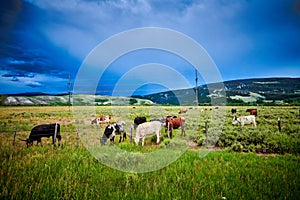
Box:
left=20, top=108, right=258, bottom=147
left=99, top=115, right=185, bottom=146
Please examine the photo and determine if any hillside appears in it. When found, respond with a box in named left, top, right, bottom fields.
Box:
left=133, top=77, right=300, bottom=105
left=0, top=94, right=153, bottom=106
left=1, top=77, right=299, bottom=106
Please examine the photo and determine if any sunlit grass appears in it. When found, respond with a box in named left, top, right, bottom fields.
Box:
left=0, top=106, right=300, bottom=199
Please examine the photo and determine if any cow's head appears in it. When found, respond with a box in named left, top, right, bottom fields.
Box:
left=91, top=118, right=97, bottom=124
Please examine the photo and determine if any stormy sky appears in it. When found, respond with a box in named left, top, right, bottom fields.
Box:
left=0, top=0, right=299, bottom=95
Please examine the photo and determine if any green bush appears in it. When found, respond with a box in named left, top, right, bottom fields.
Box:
left=218, top=127, right=300, bottom=154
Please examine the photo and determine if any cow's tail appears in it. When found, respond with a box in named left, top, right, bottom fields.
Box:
left=19, top=138, right=28, bottom=142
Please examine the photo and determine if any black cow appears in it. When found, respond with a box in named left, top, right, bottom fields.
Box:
left=150, top=117, right=166, bottom=124
left=100, top=121, right=126, bottom=145
left=231, top=108, right=237, bottom=114
left=21, top=123, right=61, bottom=147
left=133, top=117, right=147, bottom=129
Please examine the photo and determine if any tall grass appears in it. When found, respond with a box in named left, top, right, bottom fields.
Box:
left=1, top=106, right=299, bottom=199
left=1, top=143, right=299, bottom=199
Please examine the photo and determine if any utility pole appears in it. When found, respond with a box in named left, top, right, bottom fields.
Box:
left=68, top=74, right=71, bottom=110
left=195, top=69, right=199, bottom=107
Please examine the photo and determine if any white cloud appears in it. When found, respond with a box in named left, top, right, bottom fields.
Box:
left=0, top=70, right=68, bottom=94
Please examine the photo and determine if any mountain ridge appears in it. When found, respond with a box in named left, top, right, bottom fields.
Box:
left=1, top=77, right=299, bottom=106
left=133, top=77, right=300, bottom=105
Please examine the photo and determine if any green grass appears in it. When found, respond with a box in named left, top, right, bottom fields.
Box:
left=1, top=144, right=299, bottom=199
left=0, top=106, right=300, bottom=199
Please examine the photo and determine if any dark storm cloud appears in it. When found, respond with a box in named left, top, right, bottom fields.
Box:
left=0, top=0, right=299, bottom=95
left=235, top=0, right=300, bottom=62
left=0, top=0, right=76, bottom=80
left=0, top=0, right=22, bottom=35
left=2, top=71, right=34, bottom=78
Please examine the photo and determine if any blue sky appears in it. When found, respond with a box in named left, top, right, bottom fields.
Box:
left=0, top=0, right=299, bottom=95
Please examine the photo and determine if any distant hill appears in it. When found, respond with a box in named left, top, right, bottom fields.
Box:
left=6, top=92, right=52, bottom=97
left=0, top=94, right=153, bottom=106
left=1, top=77, right=299, bottom=106
left=133, top=77, right=300, bottom=106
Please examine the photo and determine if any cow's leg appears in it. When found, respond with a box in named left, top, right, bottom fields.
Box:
left=118, top=134, right=122, bottom=143
left=110, top=136, right=115, bottom=145
left=156, top=131, right=160, bottom=144
left=181, top=124, right=186, bottom=136
left=134, top=137, right=139, bottom=145
left=181, top=118, right=186, bottom=136
left=123, top=132, right=126, bottom=140
left=52, top=136, right=56, bottom=147
left=100, top=135, right=107, bottom=145
left=37, top=138, right=42, bottom=147
left=142, top=137, right=145, bottom=146
left=26, top=139, right=30, bottom=148
left=58, top=137, right=61, bottom=147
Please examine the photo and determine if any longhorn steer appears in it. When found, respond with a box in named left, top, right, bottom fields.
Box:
left=21, top=123, right=61, bottom=147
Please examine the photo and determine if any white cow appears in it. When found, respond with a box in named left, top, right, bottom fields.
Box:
left=135, top=121, right=162, bottom=146
left=232, top=115, right=256, bottom=127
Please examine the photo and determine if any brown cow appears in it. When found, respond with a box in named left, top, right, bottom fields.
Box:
left=165, top=116, right=185, bottom=139
left=246, top=108, right=257, bottom=116
left=91, top=115, right=111, bottom=124
left=178, top=109, right=188, bottom=114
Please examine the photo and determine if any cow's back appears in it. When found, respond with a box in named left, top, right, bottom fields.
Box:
left=166, top=117, right=184, bottom=129
left=238, top=115, right=256, bottom=126
left=30, top=124, right=60, bottom=138
left=136, top=121, right=161, bottom=137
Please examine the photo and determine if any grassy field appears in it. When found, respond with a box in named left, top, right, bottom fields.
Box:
left=0, top=106, right=299, bottom=199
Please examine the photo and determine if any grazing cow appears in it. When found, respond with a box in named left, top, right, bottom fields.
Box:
left=178, top=109, right=188, bottom=114
left=91, top=115, right=111, bottom=124
left=133, top=117, right=147, bottom=129
left=232, top=115, right=256, bottom=127
left=231, top=108, right=237, bottom=114
left=135, top=121, right=162, bottom=146
left=20, top=123, right=61, bottom=147
left=165, top=116, right=186, bottom=138
left=246, top=108, right=257, bottom=116
left=100, top=121, right=126, bottom=145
